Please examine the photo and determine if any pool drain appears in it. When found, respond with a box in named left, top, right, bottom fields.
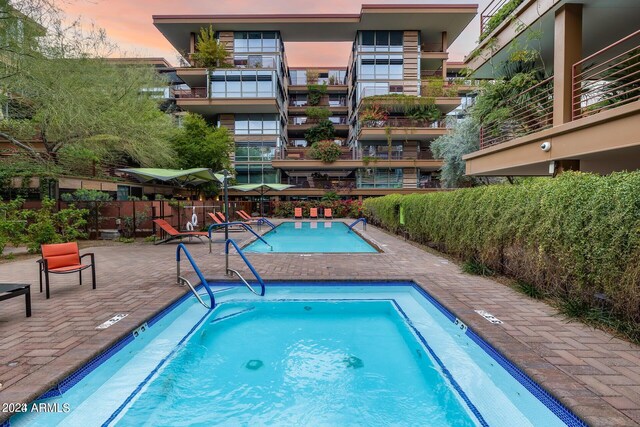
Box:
left=246, top=359, right=264, bottom=370
left=304, top=306, right=312, bottom=311
left=343, top=356, right=363, bottom=369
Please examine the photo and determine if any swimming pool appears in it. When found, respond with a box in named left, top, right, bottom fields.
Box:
left=244, top=221, right=378, bottom=253
left=12, top=282, right=584, bottom=426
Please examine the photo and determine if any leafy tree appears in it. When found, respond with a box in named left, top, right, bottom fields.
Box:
left=309, top=140, right=342, bottom=163
left=172, top=113, right=234, bottom=172
left=431, top=117, right=480, bottom=188
left=305, top=119, right=335, bottom=144
left=0, top=0, right=177, bottom=176
left=190, top=26, right=230, bottom=68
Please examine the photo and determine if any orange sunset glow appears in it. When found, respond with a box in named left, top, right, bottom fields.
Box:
left=52, top=0, right=490, bottom=65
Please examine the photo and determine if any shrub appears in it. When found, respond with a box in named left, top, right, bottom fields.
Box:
left=305, top=106, right=332, bottom=121
left=307, top=84, right=327, bottom=106
left=308, top=140, right=342, bottom=163
left=21, top=198, right=88, bottom=253
left=363, top=172, right=640, bottom=335
left=479, top=0, right=525, bottom=42
left=305, top=119, right=335, bottom=144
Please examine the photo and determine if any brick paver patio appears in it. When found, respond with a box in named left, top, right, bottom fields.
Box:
left=1, top=220, right=639, bottom=425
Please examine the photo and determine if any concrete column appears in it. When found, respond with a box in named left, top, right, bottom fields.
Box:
left=553, top=4, right=582, bottom=125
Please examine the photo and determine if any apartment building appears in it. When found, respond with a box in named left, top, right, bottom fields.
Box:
left=463, top=0, right=640, bottom=176
left=153, top=3, right=477, bottom=200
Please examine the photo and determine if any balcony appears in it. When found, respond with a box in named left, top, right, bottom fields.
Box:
left=465, top=30, right=640, bottom=176
left=479, top=77, right=554, bottom=149
left=358, top=118, right=448, bottom=141
left=287, top=117, right=349, bottom=134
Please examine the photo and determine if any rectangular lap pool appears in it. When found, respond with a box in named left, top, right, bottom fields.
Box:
left=244, top=221, right=378, bottom=253
left=12, top=282, right=585, bottom=427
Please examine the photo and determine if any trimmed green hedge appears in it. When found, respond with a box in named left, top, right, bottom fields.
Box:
left=363, top=172, right=640, bottom=326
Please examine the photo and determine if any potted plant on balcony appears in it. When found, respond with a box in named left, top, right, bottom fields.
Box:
left=191, top=26, right=231, bottom=69
left=359, top=104, right=388, bottom=127
left=408, top=104, right=442, bottom=126
left=309, top=140, right=342, bottom=163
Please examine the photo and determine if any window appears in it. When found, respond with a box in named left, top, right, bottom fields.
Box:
left=235, top=164, right=279, bottom=184
left=234, top=32, right=280, bottom=53
left=235, top=141, right=277, bottom=162
left=357, top=168, right=403, bottom=188
left=210, top=70, right=276, bottom=98
left=359, top=31, right=403, bottom=52
left=235, top=114, right=280, bottom=135
left=358, top=55, right=403, bottom=80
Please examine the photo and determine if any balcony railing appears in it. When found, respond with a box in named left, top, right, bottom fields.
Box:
left=360, top=118, right=446, bottom=129
left=173, top=88, right=207, bottom=99
left=479, top=0, right=524, bottom=40
left=288, top=117, right=348, bottom=125
left=479, top=76, right=554, bottom=149
left=275, top=146, right=352, bottom=161
left=572, top=29, right=640, bottom=120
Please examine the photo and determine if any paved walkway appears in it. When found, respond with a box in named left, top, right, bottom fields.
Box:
left=0, top=221, right=639, bottom=425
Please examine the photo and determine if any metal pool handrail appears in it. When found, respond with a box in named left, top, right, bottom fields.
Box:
left=257, top=217, right=277, bottom=231
left=208, top=222, right=272, bottom=253
left=176, top=243, right=215, bottom=309
left=348, top=218, right=367, bottom=232
left=225, top=238, right=266, bottom=297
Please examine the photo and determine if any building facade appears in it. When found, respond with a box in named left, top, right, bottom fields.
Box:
left=463, top=0, right=640, bottom=176
left=153, top=4, right=477, bottom=201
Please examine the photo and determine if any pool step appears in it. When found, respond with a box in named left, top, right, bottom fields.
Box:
left=210, top=306, right=255, bottom=324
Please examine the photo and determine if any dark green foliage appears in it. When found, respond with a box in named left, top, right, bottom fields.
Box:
left=308, top=140, right=342, bottom=163
left=172, top=113, right=234, bottom=172
left=479, top=0, right=525, bottom=42
left=305, top=107, right=331, bottom=120
left=61, top=189, right=112, bottom=202
left=363, top=172, right=640, bottom=334
left=307, top=84, right=327, bottom=106
left=304, top=119, right=335, bottom=144
left=462, top=259, right=494, bottom=276
left=516, top=280, right=543, bottom=299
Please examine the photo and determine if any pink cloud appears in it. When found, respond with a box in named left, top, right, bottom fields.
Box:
left=53, top=0, right=487, bottom=65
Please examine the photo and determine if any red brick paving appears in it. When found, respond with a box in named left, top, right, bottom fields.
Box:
left=0, top=220, right=639, bottom=425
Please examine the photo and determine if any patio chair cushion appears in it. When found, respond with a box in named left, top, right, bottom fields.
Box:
left=41, top=242, right=81, bottom=270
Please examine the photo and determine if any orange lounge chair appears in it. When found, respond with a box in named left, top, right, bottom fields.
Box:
left=153, top=219, right=208, bottom=244
left=238, top=210, right=254, bottom=221
left=207, top=213, right=245, bottom=232
left=294, top=207, right=303, bottom=219
left=38, top=242, right=96, bottom=299
left=310, top=208, right=318, bottom=219
left=324, top=208, right=333, bottom=219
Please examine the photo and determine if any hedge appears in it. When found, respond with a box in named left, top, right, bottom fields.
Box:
left=363, top=172, right=640, bottom=326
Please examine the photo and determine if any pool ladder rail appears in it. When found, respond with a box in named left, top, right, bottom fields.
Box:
left=208, top=222, right=273, bottom=252
left=348, top=218, right=367, bottom=231
left=176, top=241, right=265, bottom=310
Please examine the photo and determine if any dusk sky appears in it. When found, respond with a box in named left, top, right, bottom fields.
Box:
left=53, top=0, right=492, bottom=66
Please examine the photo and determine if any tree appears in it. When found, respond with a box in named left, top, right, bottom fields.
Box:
left=0, top=0, right=177, bottom=175
left=190, top=26, right=230, bottom=68
left=431, top=117, right=480, bottom=188
left=172, top=113, right=234, bottom=172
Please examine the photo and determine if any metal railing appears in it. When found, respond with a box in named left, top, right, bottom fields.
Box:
left=275, top=147, right=352, bottom=161
left=176, top=243, right=215, bottom=309
left=480, top=0, right=512, bottom=35
left=208, top=222, right=271, bottom=253
left=225, top=239, right=266, bottom=297
left=359, top=118, right=445, bottom=129
left=480, top=76, right=554, bottom=149
left=173, top=87, right=207, bottom=99
left=348, top=218, right=367, bottom=231
left=572, top=29, right=640, bottom=120
left=288, top=117, right=349, bottom=125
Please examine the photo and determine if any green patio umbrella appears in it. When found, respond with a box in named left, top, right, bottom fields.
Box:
left=228, top=183, right=294, bottom=216
left=118, top=168, right=225, bottom=186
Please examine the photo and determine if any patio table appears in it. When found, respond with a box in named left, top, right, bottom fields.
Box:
left=0, top=284, right=32, bottom=317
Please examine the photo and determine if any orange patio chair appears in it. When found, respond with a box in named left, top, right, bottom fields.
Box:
left=238, top=210, right=254, bottom=221
left=324, top=208, right=333, bottom=219
left=310, top=208, right=318, bottom=219
left=153, top=219, right=208, bottom=245
left=207, top=213, right=245, bottom=232
left=38, top=242, right=96, bottom=299
left=294, top=207, right=303, bottom=219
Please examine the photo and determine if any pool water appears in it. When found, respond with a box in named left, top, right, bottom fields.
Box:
left=244, top=221, right=377, bottom=253
left=13, top=283, right=584, bottom=427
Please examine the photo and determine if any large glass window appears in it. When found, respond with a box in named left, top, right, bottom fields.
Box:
left=210, top=70, right=276, bottom=98
left=359, top=31, right=403, bottom=52
left=234, top=31, right=280, bottom=53
left=235, top=164, right=279, bottom=184
left=234, top=114, right=280, bottom=135
left=235, top=141, right=277, bottom=162
left=357, top=168, right=403, bottom=188
left=358, top=55, right=403, bottom=80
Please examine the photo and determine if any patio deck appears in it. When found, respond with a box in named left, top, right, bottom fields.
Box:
left=0, top=220, right=639, bottom=425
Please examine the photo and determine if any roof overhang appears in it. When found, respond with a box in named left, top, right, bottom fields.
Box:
left=153, top=4, right=478, bottom=53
